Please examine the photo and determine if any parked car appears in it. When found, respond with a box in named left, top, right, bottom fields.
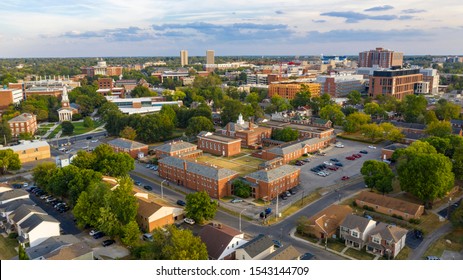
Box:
left=273, top=240, right=283, bottom=248
left=89, top=229, right=99, bottom=236
left=335, top=162, right=344, bottom=167
left=57, top=205, right=70, bottom=213
left=295, top=161, right=303, bottom=166
left=323, top=161, right=333, bottom=166
left=353, top=154, right=362, bottom=158
left=300, top=252, right=315, bottom=260
left=46, top=197, right=57, bottom=204
left=231, top=198, right=243, bottom=203
left=368, top=145, right=377, bottom=149
left=317, top=171, right=327, bottom=177
left=91, top=139, right=98, bottom=143
left=303, top=158, right=311, bottom=162
left=93, top=231, right=105, bottom=239
left=285, top=191, right=291, bottom=197
left=383, top=159, right=392, bottom=164
left=341, top=176, right=350, bottom=181
left=86, top=136, right=93, bottom=140
left=289, top=188, right=297, bottom=195
left=184, top=218, right=195, bottom=225
left=335, top=144, right=344, bottom=148
left=102, top=239, right=115, bottom=247
left=143, top=185, right=153, bottom=191
left=359, top=150, right=368, bottom=154
left=265, top=208, right=272, bottom=215
left=176, top=200, right=186, bottom=206
left=425, top=256, right=440, bottom=260
left=414, top=229, right=424, bottom=240
left=330, top=158, right=339, bottom=162
left=280, top=194, right=288, bottom=200
left=142, top=233, right=154, bottom=242
left=134, top=181, right=142, bottom=186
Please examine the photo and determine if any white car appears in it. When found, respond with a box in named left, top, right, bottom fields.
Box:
left=323, top=161, right=333, bottom=166
left=368, top=145, right=377, bottom=149
left=184, top=218, right=195, bottom=225
left=285, top=191, right=291, bottom=197
left=335, top=144, right=344, bottom=148
left=91, top=139, right=98, bottom=143
left=317, top=172, right=327, bottom=177
left=89, top=229, right=98, bottom=236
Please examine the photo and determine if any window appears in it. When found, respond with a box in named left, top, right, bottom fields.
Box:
left=351, top=231, right=359, bottom=238
left=372, top=237, right=381, bottom=244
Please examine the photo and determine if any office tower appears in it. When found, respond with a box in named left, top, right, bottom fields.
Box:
left=180, top=50, right=188, bottom=67
left=206, top=50, right=215, bottom=64
left=358, top=47, right=403, bottom=68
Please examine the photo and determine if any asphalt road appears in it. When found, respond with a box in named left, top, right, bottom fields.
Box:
left=47, top=131, right=107, bottom=147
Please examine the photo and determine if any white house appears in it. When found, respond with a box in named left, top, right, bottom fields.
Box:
left=235, top=234, right=275, bottom=260
left=199, top=223, right=248, bottom=260
left=17, top=213, right=60, bottom=247
left=0, top=189, right=29, bottom=205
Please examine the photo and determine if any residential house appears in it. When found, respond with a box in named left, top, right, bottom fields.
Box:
left=158, top=156, right=239, bottom=198
left=154, top=140, right=202, bottom=159
left=0, top=198, right=35, bottom=229
left=25, top=235, right=92, bottom=260
left=264, top=245, right=301, bottom=260
left=235, top=234, right=275, bottom=260
left=136, top=197, right=184, bottom=232
left=197, top=131, right=242, bottom=157
left=340, top=214, right=376, bottom=250
left=304, top=205, right=353, bottom=239
left=0, top=189, right=29, bottom=205
left=107, top=138, right=149, bottom=159
left=355, top=191, right=425, bottom=221
left=199, top=223, right=248, bottom=260
left=44, top=241, right=93, bottom=260
left=243, top=164, right=300, bottom=200
left=366, top=223, right=408, bottom=258
left=17, top=213, right=60, bottom=247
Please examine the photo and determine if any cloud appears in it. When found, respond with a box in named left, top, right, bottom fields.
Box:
left=320, top=11, right=413, bottom=23
left=402, top=9, right=426, bottom=14
left=364, top=5, right=394, bottom=12
left=305, top=29, right=429, bottom=42
left=275, top=10, right=284, bottom=14
left=60, top=26, right=156, bottom=41
left=312, top=19, right=326, bottom=23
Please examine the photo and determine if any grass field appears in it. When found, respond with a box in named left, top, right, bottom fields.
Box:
left=344, top=248, right=376, bottom=260
left=423, top=228, right=463, bottom=258
left=72, top=122, right=94, bottom=135
left=47, top=124, right=62, bottom=138
left=0, top=235, right=18, bottom=260
left=195, top=154, right=264, bottom=175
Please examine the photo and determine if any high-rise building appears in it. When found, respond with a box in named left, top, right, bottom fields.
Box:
left=358, top=47, right=403, bottom=68
left=180, top=50, right=188, bottom=67
left=206, top=50, right=215, bottom=64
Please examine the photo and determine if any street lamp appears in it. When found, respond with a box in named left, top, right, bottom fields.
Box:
left=447, top=197, right=452, bottom=219
left=239, top=209, right=246, bottom=232
left=160, top=179, right=166, bottom=199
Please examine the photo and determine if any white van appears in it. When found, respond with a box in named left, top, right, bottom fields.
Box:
left=142, top=233, right=153, bottom=242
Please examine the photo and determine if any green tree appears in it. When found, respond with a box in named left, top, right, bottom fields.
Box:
left=346, top=90, right=362, bottom=105
left=360, top=160, right=394, bottom=194
left=424, top=110, right=439, bottom=124
left=121, top=220, right=141, bottom=247
left=131, top=85, right=153, bottom=98
left=221, top=99, right=243, bottom=125
left=76, top=95, right=94, bottom=116
left=18, top=244, right=29, bottom=260
left=343, top=112, right=371, bottom=132
left=61, top=121, right=74, bottom=136
left=360, top=123, right=383, bottom=141
left=0, top=149, right=21, bottom=175
left=401, top=95, right=427, bottom=123
left=290, top=86, right=311, bottom=108
left=159, top=105, right=178, bottom=126
left=32, top=162, right=57, bottom=188
left=245, top=92, right=260, bottom=104
left=364, top=102, right=386, bottom=118
left=19, top=132, right=34, bottom=140
left=83, top=116, right=94, bottom=128
left=186, top=116, right=215, bottom=137
left=452, top=147, right=463, bottom=180
left=120, top=126, right=137, bottom=140
left=319, top=104, right=345, bottom=126
left=0, top=121, right=12, bottom=144
left=422, top=136, right=451, bottom=155
left=232, top=180, right=252, bottom=198
left=265, top=95, right=292, bottom=114
left=426, top=121, right=452, bottom=137
left=380, top=122, right=404, bottom=142
left=450, top=203, right=463, bottom=228
left=271, top=127, right=299, bottom=142
left=435, top=99, right=461, bottom=120
left=185, top=191, right=218, bottom=224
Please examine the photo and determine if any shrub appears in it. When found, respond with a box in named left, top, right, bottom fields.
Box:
left=392, top=214, right=404, bottom=220
left=409, top=218, right=421, bottom=224
left=352, top=201, right=358, bottom=207
left=363, top=205, right=375, bottom=212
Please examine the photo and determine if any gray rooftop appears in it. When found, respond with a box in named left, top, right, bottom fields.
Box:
left=0, top=198, right=35, bottom=213
left=245, top=165, right=300, bottom=183
left=108, top=138, right=147, bottom=150
left=267, top=136, right=333, bottom=156
left=159, top=156, right=238, bottom=180
left=341, top=214, right=372, bottom=232
left=368, top=222, right=408, bottom=243
left=0, top=189, right=29, bottom=203
left=237, top=234, right=274, bottom=258
left=9, top=204, right=47, bottom=224
left=197, top=132, right=241, bottom=143
left=19, top=213, right=59, bottom=233
left=25, top=235, right=80, bottom=260
left=154, top=141, right=197, bottom=153
left=383, top=143, right=408, bottom=151
left=7, top=113, right=35, bottom=123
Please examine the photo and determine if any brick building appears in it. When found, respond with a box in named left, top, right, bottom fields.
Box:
left=0, top=140, right=51, bottom=164
left=0, top=89, right=23, bottom=110
left=107, top=138, right=149, bottom=159
left=261, top=136, right=335, bottom=164
left=197, top=132, right=241, bottom=157
left=261, top=120, right=335, bottom=139
left=136, top=197, right=184, bottom=232
left=220, top=114, right=272, bottom=148
left=97, top=78, right=114, bottom=89
left=8, top=113, right=38, bottom=137
left=243, top=164, right=300, bottom=200
left=268, top=81, right=321, bottom=100
left=358, top=47, right=403, bottom=68
left=381, top=143, right=408, bottom=160
left=158, top=156, right=238, bottom=198
left=154, top=140, right=201, bottom=159
left=368, top=69, right=423, bottom=100
left=316, top=74, right=366, bottom=97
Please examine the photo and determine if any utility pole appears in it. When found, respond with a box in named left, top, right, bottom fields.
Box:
left=276, top=193, right=279, bottom=220
left=447, top=197, right=452, bottom=219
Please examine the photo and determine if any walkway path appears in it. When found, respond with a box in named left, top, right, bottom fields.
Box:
left=41, top=123, right=60, bottom=139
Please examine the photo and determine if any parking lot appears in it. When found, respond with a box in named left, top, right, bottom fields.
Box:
left=298, top=139, right=384, bottom=194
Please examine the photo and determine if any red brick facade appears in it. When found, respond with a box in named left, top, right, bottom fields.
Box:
left=197, top=133, right=241, bottom=157
left=244, top=165, right=300, bottom=200
left=8, top=113, right=37, bottom=137
left=261, top=137, right=334, bottom=164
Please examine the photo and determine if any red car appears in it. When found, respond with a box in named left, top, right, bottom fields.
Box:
left=328, top=166, right=338, bottom=171
left=341, top=176, right=350, bottom=181
left=346, top=156, right=355, bottom=160
left=352, top=154, right=362, bottom=158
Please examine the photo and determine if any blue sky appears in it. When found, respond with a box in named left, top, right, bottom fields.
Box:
left=0, top=0, right=462, bottom=57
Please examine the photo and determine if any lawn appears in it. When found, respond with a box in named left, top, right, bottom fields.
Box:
left=423, top=228, right=463, bottom=258
left=47, top=124, right=62, bottom=139
left=195, top=154, right=263, bottom=175
left=0, top=235, right=18, bottom=260
left=344, top=248, right=376, bottom=260
left=327, top=239, right=346, bottom=252
left=72, top=121, right=95, bottom=135
left=394, top=246, right=411, bottom=260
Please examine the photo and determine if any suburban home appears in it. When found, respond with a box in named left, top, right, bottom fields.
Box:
left=25, top=235, right=93, bottom=260
left=264, top=245, right=301, bottom=260
left=136, top=197, right=184, bottom=232
left=366, top=223, right=408, bottom=258
left=199, top=223, right=248, bottom=260
left=340, top=214, right=376, bottom=250
left=243, top=164, right=300, bottom=200
left=304, top=205, right=353, bottom=239
left=381, top=143, right=408, bottom=160
left=44, top=241, right=93, bottom=260
left=107, top=138, right=149, bottom=159
left=154, top=140, right=201, bottom=159
left=197, top=131, right=242, bottom=157
left=0, top=198, right=35, bottom=229
left=17, top=213, right=60, bottom=247
left=235, top=234, right=275, bottom=260
left=0, top=189, right=29, bottom=205
left=356, top=191, right=425, bottom=221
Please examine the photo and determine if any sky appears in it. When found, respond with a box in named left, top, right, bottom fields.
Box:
left=0, top=0, right=462, bottom=57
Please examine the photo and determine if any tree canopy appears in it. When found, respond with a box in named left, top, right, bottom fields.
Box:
left=186, top=116, right=215, bottom=137
left=271, top=127, right=299, bottom=142
left=61, top=121, right=74, bottom=136
left=232, top=180, right=252, bottom=198
left=0, top=149, right=21, bottom=175
left=185, top=191, right=218, bottom=224
left=360, top=160, right=394, bottom=194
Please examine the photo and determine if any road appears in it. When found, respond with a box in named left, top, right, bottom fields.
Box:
left=409, top=223, right=452, bottom=260
left=46, top=131, right=107, bottom=147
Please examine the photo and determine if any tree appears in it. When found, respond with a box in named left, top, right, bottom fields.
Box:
left=426, top=121, right=452, bottom=137
left=401, top=95, right=427, bottom=123
left=271, top=127, right=299, bottom=142
left=186, top=116, right=215, bottom=137
left=360, top=160, right=394, bottom=194
left=360, top=123, right=383, bottom=141
left=131, top=85, right=153, bottom=98
left=32, top=162, right=57, bottom=188
left=0, top=122, right=12, bottom=144
left=265, top=95, right=292, bottom=114
left=76, top=95, right=94, bottom=116
left=343, top=112, right=371, bottom=132
left=121, top=220, right=141, bottom=247
left=83, top=116, right=94, bottom=128
left=435, top=99, right=461, bottom=120
left=232, top=180, right=252, bottom=198
left=18, top=244, right=29, bottom=260
left=396, top=143, right=454, bottom=207
left=346, top=90, right=362, bottom=105
left=159, top=105, right=178, bottom=126
left=221, top=99, right=243, bottom=125
left=422, top=136, right=451, bottom=155
left=0, top=149, right=21, bottom=175
left=290, top=86, right=311, bottom=108
left=319, top=104, right=345, bottom=126
left=450, top=203, right=463, bottom=228
left=452, top=147, right=463, bottom=180
left=424, top=110, right=439, bottom=124
left=120, top=126, right=137, bottom=140
left=19, top=132, right=34, bottom=140
left=364, top=102, right=386, bottom=118
left=61, top=121, right=74, bottom=136
left=185, top=191, right=218, bottom=224
left=380, top=122, right=404, bottom=142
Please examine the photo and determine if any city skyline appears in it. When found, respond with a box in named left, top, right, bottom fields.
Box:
left=0, top=0, right=462, bottom=57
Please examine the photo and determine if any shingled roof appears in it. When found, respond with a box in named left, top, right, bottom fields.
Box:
left=245, top=164, right=300, bottom=183
left=0, top=189, right=29, bottom=203
left=7, top=113, right=35, bottom=123
left=154, top=141, right=197, bottom=153
left=356, top=191, right=424, bottom=217
left=9, top=204, right=46, bottom=224
left=368, top=222, right=408, bottom=243
left=264, top=245, right=301, bottom=260
left=19, top=213, right=59, bottom=233
left=199, top=223, right=244, bottom=260
left=237, top=234, right=274, bottom=258
left=341, top=214, right=372, bottom=232
left=267, top=136, right=333, bottom=156
left=159, top=156, right=238, bottom=180
left=108, top=138, right=147, bottom=150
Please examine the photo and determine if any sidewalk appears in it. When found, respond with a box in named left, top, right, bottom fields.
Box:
left=41, top=123, right=60, bottom=139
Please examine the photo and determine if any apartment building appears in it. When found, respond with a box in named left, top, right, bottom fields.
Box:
left=368, top=68, right=423, bottom=100
left=197, top=131, right=242, bottom=157
left=358, top=47, right=403, bottom=68
left=268, top=81, right=321, bottom=100
left=154, top=140, right=201, bottom=159
left=0, top=89, right=23, bottom=110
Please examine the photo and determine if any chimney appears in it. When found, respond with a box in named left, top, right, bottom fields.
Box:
left=183, top=161, right=187, bottom=171
left=249, top=120, right=252, bottom=130
left=227, top=123, right=230, bottom=133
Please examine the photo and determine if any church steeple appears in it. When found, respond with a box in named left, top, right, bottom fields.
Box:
left=61, top=86, right=70, bottom=108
